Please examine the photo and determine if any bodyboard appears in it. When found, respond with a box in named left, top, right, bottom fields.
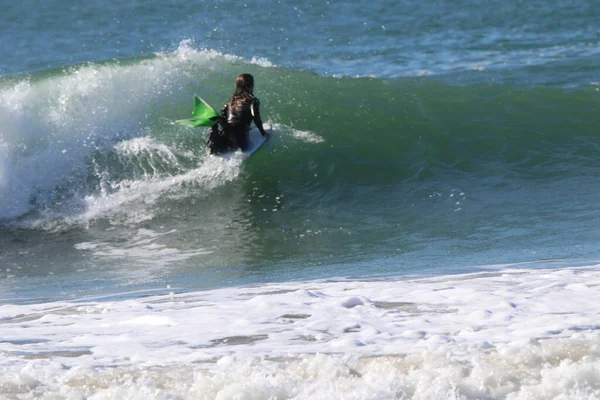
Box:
left=218, top=123, right=272, bottom=160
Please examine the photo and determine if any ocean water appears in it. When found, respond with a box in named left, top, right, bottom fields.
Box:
left=1, top=0, right=600, bottom=398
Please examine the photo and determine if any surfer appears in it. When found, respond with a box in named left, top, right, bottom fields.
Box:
left=208, top=73, right=270, bottom=154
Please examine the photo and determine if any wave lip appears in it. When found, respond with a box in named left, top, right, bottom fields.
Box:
left=0, top=40, right=281, bottom=224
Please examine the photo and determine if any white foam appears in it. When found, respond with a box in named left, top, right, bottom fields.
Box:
left=0, top=60, right=176, bottom=220
left=291, top=128, right=326, bottom=144
left=1, top=266, right=600, bottom=398
left=167, top=39, right=275, bottom=68
left=67, top=155, right=241, bottom=226
left=114, top=136, right=192, bottom=161
left=250, top=56, right=276, bottom=68
left=0, top=41, right=271, bottom=223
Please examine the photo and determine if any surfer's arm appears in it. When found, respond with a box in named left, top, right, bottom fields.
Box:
left=252, top=98, right=270, bottom=139
left=217, top=104, right=229, bottom=129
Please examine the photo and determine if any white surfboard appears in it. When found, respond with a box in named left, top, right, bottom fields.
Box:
left=218, top=122, right=272, bottom=160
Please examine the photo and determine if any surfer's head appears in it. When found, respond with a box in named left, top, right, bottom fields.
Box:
left=235, top=73, right=254, bottom=94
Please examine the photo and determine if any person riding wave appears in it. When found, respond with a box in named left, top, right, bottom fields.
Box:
left=208, top=73, right=270, bottom=154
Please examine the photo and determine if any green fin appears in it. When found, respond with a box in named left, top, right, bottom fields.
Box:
left=176, top=96, right=220, bottom=127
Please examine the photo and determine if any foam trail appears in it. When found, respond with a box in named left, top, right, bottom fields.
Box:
left=69, top=154, right=243, bottom=226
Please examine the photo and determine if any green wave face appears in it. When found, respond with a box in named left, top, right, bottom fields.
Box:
left=2, top=50, right=600, bottom=274
left=258, top=75, right=600, bottom=184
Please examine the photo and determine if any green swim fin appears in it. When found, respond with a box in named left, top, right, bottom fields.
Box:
left=176, top=96, right=220, bottom=127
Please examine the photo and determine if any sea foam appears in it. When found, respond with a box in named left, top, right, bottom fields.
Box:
left=1, top=266, right=599, bottom=399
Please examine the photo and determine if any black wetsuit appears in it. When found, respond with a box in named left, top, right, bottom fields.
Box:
left=208, top=96, right=264, bottom=154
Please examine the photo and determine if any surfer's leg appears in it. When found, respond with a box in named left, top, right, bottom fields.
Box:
left=208, top=125, right=230, bottom=154
left=233, top=128, right=249, bottom=151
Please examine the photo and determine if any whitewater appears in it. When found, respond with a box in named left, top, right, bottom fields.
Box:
left=2, top=267, right=600, bottom=398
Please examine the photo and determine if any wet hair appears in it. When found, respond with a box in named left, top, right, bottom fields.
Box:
left=236, top=74, right=254, bottom=92
left=230, top=74, right=255, bottom=106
